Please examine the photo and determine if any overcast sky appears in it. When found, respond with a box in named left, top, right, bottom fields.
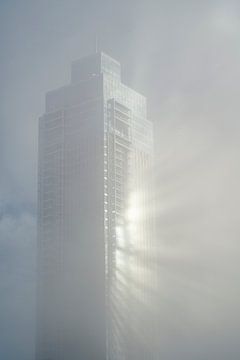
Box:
left=1, top=0, right=240, bottom=359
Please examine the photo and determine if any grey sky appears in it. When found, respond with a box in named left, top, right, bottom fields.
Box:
left=1, top=0, right=240, bottom=359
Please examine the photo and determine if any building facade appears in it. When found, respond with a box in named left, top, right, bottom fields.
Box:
left=37, top=52, right=155, bottom=360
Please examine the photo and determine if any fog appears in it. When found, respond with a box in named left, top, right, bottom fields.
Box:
left=1, top=0, right=240, bottom=359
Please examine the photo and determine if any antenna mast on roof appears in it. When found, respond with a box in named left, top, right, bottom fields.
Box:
left=95, top=34, right=98, bottom=53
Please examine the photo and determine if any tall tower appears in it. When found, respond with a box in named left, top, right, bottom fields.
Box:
left=37, top=52, right=155, bottom=360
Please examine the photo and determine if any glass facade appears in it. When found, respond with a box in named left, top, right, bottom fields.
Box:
left=37, top=52, right=155, bottom=360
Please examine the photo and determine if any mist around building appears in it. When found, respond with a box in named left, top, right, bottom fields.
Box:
left=1, top=1, right=240, bottom=360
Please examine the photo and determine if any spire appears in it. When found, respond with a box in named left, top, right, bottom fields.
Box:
left=95, top=34, right=98, bottom=53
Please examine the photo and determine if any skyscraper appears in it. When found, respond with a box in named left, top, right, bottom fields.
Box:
left=37, top=52, right=155, bottom=360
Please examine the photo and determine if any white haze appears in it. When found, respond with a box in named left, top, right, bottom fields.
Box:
left=1, top=0, right=240, bottom=359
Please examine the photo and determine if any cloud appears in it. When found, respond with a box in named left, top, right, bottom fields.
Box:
left=0, top=209, right=36, bottom=360
left=0, top=0, right=240, bottom=359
